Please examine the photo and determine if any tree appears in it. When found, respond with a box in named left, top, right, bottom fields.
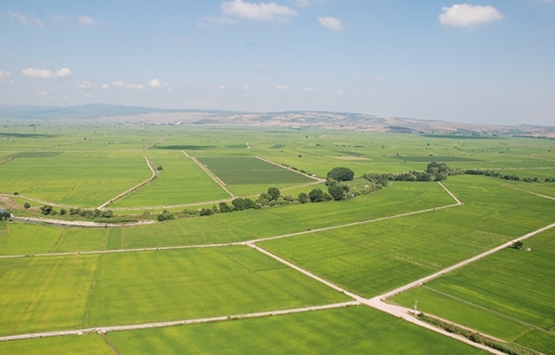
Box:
left=231, top=198, right=257, bottom=211
left=219, top=202, right=231, bottom=213
left=308, top=189, right=325, bottom=203
left=327, top=167, right=355, bottom=182
left=200, top=208, right=213, bottom=216
left=23, top=202, right=31, bottom=209
left=328, top=185, right=346, bottom=201
left=40, top=205, right=53, bottom=215
left=298, top=192, right=308, bottom=204
left=157, top=209, right=174, bottom=222
left=267, top=187, right=281, bottom=201
left=157, top=165, right=163, bottom=171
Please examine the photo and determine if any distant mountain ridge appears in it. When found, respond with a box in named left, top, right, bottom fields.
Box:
left=1, top=103, right=553, bottom=137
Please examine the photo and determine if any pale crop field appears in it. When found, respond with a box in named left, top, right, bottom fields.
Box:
left=112, top=155, right=230, bottom=208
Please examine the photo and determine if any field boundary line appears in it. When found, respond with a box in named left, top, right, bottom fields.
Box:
left=0, top=194, right=73, bottom=209
left=84, top=255, right=103, bottom=327
left=438, top=181, right=462, bottom=205
left=98, top=157, right=158, bottom=210
left=190, top=157, right=235, bottom=198
left=0, top=301, right=358, bottom=342
left=422, top=285, right=555, bottom=337
left=181, top=150, right=190, bottom=158
left=0, top=157, right=14, bottom=165
left=256, top=156, right=325, bottom=182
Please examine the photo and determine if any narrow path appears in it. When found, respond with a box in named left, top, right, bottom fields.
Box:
left=181, top=150, right=190, bottom=158
left=9, top=216, right=155, bottom=229
left=190, top=157, right=235, bottom=198
left=438, top=181, right=463, bottom=205
left=256, top=156, right=325, bottom=182
left=108, top=198, right=232, bottom=212
left=505, top=185, right=555, bottom=201
left=142, top=137, right=165, bottom=151
left=0, top=301, right=358, bottom=342
left=97, top=157, right=158, bottom=209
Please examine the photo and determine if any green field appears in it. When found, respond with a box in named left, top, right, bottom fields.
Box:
left=0, top=247, right=348, bottom=336
left=112, top=155, right=230, bottom=208
left=0, top=152, right=150, bottom=207
left=107, top=306, right=487, bottom=355
left=0, top=333, right=113, bottom=355
left=1, top=125, right=554, bottom=354
left=391, top=228, right=555, bottom=354
left=0, top=254, right=98, bottom=336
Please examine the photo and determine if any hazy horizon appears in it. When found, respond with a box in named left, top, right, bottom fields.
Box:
left=1, top=1, right=554, bottom=126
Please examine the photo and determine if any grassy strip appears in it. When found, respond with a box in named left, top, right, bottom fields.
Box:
left=417, top=313, right=541, bottom=355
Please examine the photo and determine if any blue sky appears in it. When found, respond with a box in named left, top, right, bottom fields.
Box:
left=0, top=0, right=554, bottom=125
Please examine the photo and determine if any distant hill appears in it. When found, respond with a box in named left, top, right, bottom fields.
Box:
left=1, top=103, right=554, bottom=138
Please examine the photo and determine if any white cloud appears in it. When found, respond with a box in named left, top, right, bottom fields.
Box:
left=101, top=84, right=110, bottom=90
left=112, top=81, right=145, bottom=90
left=439, top=4, right=504, bottom=27
left=149, top=79, right=161, bottom=88
left=377, top=76, right=385, bottom=81
left=21, top=67, right=71, bottom=79
left=218, top=85, right=227, bottom=90
left=79, top=15, right=96, bottom=25
left=275, top=85, right=288, bottom=90
left=243, top=85, right=249, bottom=91
left=318, top=16, right=342, bottom=30
left=305, top=87, right=315, bottom=92
left=336, top=90, right=344, bottom=96
left=0, top=70, right=11, bottom=80
left=175, top=36, right=186, bottom=44
left=76, top=80, right=95, bottom=89
left=62, top=95, right=71, bottom=100
left=8, top=11, right=43, bottom=27
left=37, top=90, right=49, bottom=96
left=222, top=0, right=298, bottom=21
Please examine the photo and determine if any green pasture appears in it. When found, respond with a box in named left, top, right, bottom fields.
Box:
left=0, top=223, right=61, bottom=255
left=391, top=228, right=555, bottom=354
left=0, top=152, right=150, bottom=206
left=107, top=306, right=486, bottom=355
left=88, top=246, right=348, bottom=327
left=0, top=334, right=113, bottom=355
left=259, top=176, right=555, bottom=298
left=112, top=155, right=229, bottom=208
left=0, top=255, right=99, bottom=336
left=197, top=156, right=315, bottom=196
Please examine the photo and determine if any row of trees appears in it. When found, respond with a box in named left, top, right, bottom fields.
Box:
left=39, top=205, right=113, bottom=219
left=464, top=169, right=554, bottom=183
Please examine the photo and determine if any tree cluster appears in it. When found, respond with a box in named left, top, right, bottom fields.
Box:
left=326, top=167, right=355, bottom=182
left=157, top=209, right=175, bottom=222
left=0, top=211, right=11, bottom=220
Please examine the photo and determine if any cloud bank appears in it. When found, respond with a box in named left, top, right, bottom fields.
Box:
left=222, top=0, right=298, bottom=21
left=21, top=68, right=71, bottom=79
left=439, top=4, right=504, bottom=27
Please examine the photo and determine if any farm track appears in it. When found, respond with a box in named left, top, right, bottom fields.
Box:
left=2, top=182, right=553, bottom=355
left=143, top=137, right=165, bottom=151
left=97, top=157, right=158, bottom=210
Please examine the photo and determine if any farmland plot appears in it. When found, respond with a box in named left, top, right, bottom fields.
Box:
left=112, top=155, right=229, bottom=208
